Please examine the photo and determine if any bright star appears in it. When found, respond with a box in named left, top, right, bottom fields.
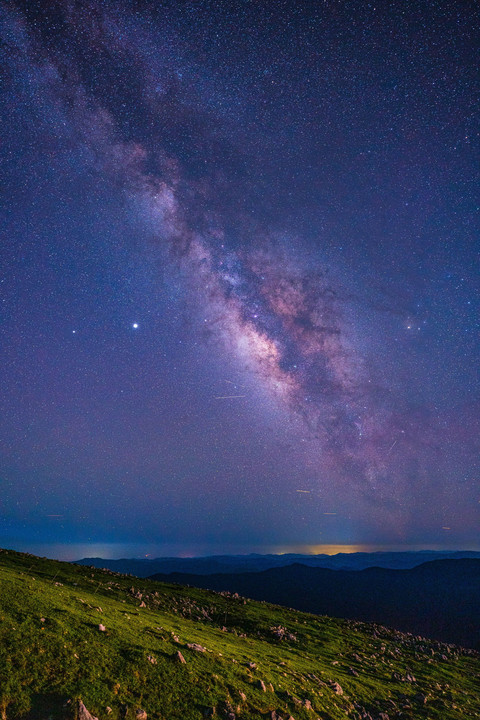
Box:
left=132, top=323, right=139, bottom=329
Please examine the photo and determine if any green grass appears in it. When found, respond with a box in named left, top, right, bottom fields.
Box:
left=0, top=548, right=479, bottom=720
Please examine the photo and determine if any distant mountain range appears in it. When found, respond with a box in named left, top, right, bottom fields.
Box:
left=74, top=549, right=480, bottom=577
left=149, top=559, right=480, bottom=649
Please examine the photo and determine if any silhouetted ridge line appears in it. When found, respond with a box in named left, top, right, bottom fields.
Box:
left=148, top=558, right=480, bottom=649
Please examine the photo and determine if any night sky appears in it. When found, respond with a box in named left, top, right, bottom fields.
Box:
left=1, top=0, right=478, bottom=560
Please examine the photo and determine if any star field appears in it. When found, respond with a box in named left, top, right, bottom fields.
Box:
left=0, top=0, right=478, bottom=558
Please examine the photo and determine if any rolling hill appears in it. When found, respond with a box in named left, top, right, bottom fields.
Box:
left=0, top=548, right=479, bottom=720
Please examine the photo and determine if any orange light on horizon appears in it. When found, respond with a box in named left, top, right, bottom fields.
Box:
left=271, top=544, right=374, bottom=555
left=268, top=543, right=466, bottom=556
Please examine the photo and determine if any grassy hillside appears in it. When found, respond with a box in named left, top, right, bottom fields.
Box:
left=0, top=549, right=479, bottom=720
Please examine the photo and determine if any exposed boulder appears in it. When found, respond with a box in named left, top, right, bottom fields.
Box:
left=77, top=701, right=99, bottom=720
left=328, top=681, right=343, bottom=695
left=187, top=642, right=206, bottom=652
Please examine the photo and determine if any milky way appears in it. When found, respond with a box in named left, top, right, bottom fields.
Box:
left=1, top=1, right=478, bottom=556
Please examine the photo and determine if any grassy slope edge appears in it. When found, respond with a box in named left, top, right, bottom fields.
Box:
left=0, top=548, right=479, bottom=720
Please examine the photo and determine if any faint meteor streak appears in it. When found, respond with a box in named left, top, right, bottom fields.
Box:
left=214, top=395, right=246, bottom=399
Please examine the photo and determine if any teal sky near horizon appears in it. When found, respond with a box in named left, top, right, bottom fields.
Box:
left=1, top=0, right=478, bottom=557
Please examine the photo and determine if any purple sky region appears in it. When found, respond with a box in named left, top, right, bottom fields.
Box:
left=0, top=0, right=478, bottom=558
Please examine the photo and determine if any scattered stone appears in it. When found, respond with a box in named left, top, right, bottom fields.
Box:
left=328, top=682, right=343, bottom=695
left=40, top=617, right=45, bottom=623
left=187, top=642, right=207, bottom=652
left=270, top=712, right=284, bottom=720
left=135, top=710, right=147, bottom=720
left=175, top=650, right=186, bottom=664
left=223, top=701, right=236, bottom=718
left=392, top=671, right=416, bottom=683
left=247, top=662, right=257, bottom=670
left=139, top=601, right=147, bottom=608
left=77, top=701, right=99, bottom=720
left=98, top=624, right=106, bottom=632
left=270, top=626, right=297, bottom=642
left=239, top=692, right=246, bottom=702
left=348, top=667, right=359, bottom=676
left=147, top=655, right=157, bottom=664
left=258, top=680, right=267, bottom=692
left=106, top=709, right=112, bottom=715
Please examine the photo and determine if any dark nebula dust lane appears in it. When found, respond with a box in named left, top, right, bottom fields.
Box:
left=0, top=1, right=478, bottom=558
